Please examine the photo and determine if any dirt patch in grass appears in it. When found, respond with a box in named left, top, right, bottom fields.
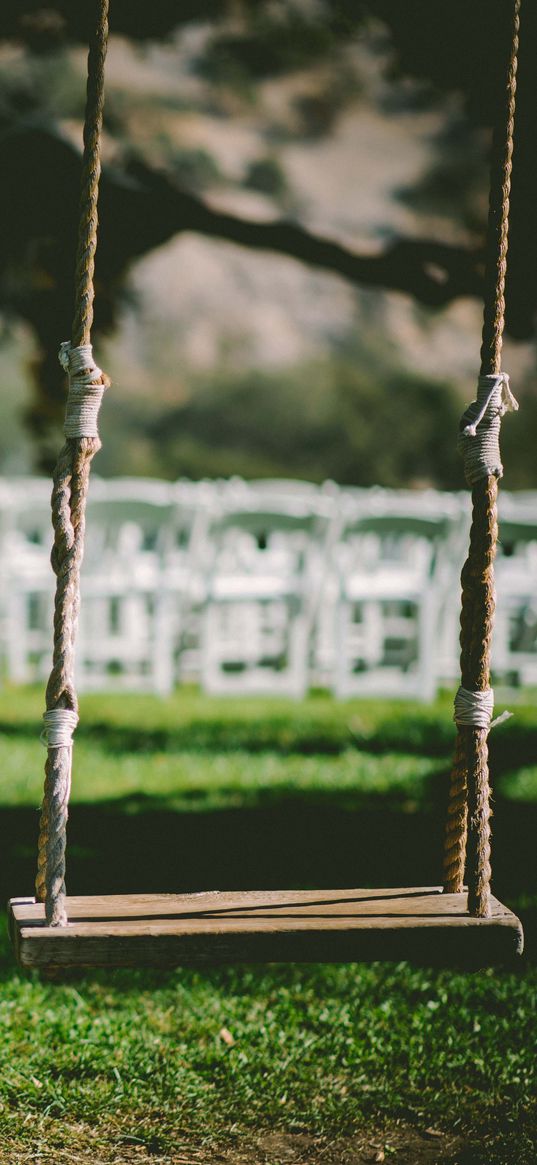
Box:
left=0, top=1124, right=474, bottom=1165
left=229, top=1126, right=468, bottom=1164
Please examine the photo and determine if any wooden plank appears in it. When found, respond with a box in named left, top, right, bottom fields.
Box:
left=7, top=886, right=517, bottom=920
left=7, top=888, right=524, bottom=970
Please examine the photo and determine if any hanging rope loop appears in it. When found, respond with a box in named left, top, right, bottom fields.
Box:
left=443, top=0, right=521, bottom=918
left=36, top=0, right=110, bottom=927
left=59, top=341, right=110, bottom=439
left=458, top=372, right=518, bottom=485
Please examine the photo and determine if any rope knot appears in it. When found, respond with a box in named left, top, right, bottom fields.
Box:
left=41, top=708, right=79, bottom=750
left=458, top=372, right=518, bottom=486
left=59, top=341, right=110, bottom=439
left=453, top=686, right=512, bottom=731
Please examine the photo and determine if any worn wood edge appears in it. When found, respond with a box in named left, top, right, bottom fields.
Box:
left=6, top=896, right=29, bottom=965
left=10, top=924, right=524, bottom=971
left=7, top=890, right=524, bottom=970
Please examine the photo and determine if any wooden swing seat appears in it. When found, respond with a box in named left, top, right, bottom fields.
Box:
left=8, top=887, right=523, bottom=971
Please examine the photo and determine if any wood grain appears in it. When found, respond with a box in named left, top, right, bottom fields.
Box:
left=8, top=888, right=524, bottom=970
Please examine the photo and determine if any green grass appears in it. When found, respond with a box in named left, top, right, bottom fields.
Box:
left=0, top=953, right=536, bottom=1161
left=0, top=736, right=442, bottom=810
left=0, top=686, right=536, bottom=1163
left=1, top=685, right=535, bottom=809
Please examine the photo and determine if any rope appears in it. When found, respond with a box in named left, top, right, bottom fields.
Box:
left=60, top=342, right=109, bottom=438
left=35, top=0, right=110, bottom=927
left=443, top=0, right=521, bottom=917
left=454, top=687, right=494, bottom=729
left=72, top=1, right=109, bottom=351
left=41, top=709, right=79, bottom=749
left=454, top=687, right=512, bottom=730
left=458, top=374, right=518, bottom=486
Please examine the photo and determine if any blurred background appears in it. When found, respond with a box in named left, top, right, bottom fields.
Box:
left=1, top=1, right=537, bottom=700
left=0, top=0, right=535, bottom=485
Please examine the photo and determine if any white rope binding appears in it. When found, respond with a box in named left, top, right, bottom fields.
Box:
left=59, top=341, right=108, bottom=439
left=453, top=686, right=512, bottom=730
left=457, top=372, right=518, bottom=486
left=41, top=708, right=79, bottom=749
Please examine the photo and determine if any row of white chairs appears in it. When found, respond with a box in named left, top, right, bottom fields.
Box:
left=0, top=475, right=536, bottom=700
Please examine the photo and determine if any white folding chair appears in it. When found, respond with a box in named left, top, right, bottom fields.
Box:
left=200, top=483, right=334, bottom=697
left=332, top=489, right=464, bottom=701
left=3, top=479, right=55, bottom=683
left=77, top=480, right=176, bottom=693
left=164, top=479, right=215, bottom=685
left=493, top=492, right=537, bottom=686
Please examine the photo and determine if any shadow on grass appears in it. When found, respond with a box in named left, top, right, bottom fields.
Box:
left=1, top=712, right=536, bottom=777
left=0, top=717, right=348, bottom=755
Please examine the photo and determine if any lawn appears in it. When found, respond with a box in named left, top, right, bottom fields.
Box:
left=0, top=687, right=536, bottom=1164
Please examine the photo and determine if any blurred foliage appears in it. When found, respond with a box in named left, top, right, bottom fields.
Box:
left=396, top=116, right=490, bottom=236
left=244, top=156, right=288, bottom=200
left=195, top=6, right=351, bottom=85
left=148, top=145, right=222, bottom=194
left=123, top=353, right=462, bottom=488
left=0, top=1, right=535, bottom=480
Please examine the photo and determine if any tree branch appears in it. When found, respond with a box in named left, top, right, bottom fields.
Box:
left=0, top=126, right=486, bottom=327
left=123, top=157, right=485, bottom=309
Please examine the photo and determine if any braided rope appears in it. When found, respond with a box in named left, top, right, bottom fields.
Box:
left=443, top=0, right=521, bottom=919
left=72, top=2, right=109, bottom=352
left=35, top=0, right=110, bottom=926
left=479, top=1, right=520, bottom=381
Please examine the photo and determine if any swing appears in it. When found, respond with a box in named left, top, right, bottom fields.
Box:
left=8, top=0, right=525, bottom=971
